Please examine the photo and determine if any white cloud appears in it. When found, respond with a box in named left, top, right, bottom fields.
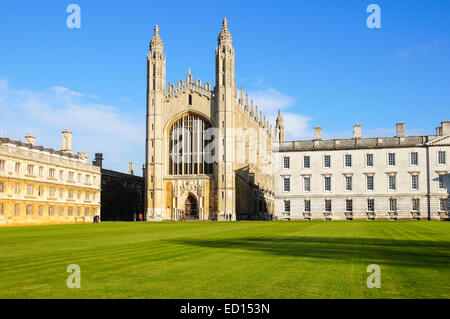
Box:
left=282, top=112, right=312, bottom=140
left=252, top=77, right=264, bottom=86
left=248, top=88, right=312, bottom=140
left=397, top=49, right=412, bottom=58
left=397, top=40, right=440, bottom=58
left=0, top=77, right=144, bottom=173
left=0, top=78, right=8, bottom=91
left=420, top=40, right=439, bottom=52
left=248, top=88, right=295, bottom=113
left=49, top=86, right=84, bottom=97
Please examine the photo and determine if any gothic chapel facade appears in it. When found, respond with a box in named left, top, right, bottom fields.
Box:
left=145, top=19, right=275, bottom=221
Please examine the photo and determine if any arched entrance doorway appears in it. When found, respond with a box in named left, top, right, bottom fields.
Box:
left=184, top=195, right=198, bottom=220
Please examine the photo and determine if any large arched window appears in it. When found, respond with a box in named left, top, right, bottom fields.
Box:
left=168, top=113, right=213, bottom=175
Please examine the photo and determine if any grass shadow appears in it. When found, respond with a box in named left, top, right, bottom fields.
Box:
left=168, top=236, right=450, bottom=269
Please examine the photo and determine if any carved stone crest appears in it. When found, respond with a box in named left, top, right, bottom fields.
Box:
left=173, top=179, right=205, bottom=199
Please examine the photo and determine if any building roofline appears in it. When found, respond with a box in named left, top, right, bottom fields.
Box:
left=101, top=168, right=144, bottom=181
left=0, top=137, right=82, bottom=160
left=274, top=134, right=445, bottom=152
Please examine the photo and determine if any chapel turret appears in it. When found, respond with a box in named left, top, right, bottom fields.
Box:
left=275, top=109, right=285, bottom=142
left=146, top=25, right=166, bottom=220
left=215, top=18, right=235, bottom=89
left=148, top=25, right=166, bottom=92
left=214, top=18, right=236, bottom=220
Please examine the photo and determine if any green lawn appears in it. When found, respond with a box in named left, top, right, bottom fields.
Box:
left=0, top=221, right=449, bottom=299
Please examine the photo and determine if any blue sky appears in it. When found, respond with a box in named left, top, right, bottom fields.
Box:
left=0, top=0, right=449, bottom=173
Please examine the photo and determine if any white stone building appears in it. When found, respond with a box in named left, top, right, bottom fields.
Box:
left=273, top=120, right=450, bottom=221
left=0, top=131, right=101, bottom=226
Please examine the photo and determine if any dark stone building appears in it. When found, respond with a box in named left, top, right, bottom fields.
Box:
left=93, top=153, right=145, bottom=221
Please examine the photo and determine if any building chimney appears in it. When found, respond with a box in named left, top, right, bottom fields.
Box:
left=129, top=162, right=134, bottom=175
left=396, top=122, right=405, bottom=137
left=25, top=133, right=36, bottom=146
left=441, top=121, right=450, bottom=135
left=92, top=153, right=103, bottom=168
left=353, top=124, right=362, bottom=139
left=314, top=126, right=322, bottom=140
left=61, top=130, right=72, bottom=153
left=436, top=126, right=442, bottom=136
